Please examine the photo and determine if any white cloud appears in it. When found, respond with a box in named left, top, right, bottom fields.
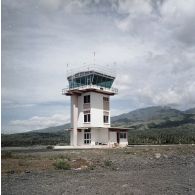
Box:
left=111, top=108, right=131, bottom=117
left=2, top=0, right=195, bottom=133
left=38, top=0, right=62, bottom=11
left=114, top=49, right=195, bottom=109
left=161, top=0, right=195, bottom=20
left=8, top=113, right=69, bottom=133
left=115, top=0, right=155, bottom=33
left=118, top=0, right=152, bottom=15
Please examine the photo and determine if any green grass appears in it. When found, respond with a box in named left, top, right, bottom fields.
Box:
left=53, top=159, right=71, bottom=170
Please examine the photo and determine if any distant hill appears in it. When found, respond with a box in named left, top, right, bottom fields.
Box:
left=111, top=106, right=183, bottom=122
left=185, top=108, right=195, bottom=114
left=30, top=123, right=71, bottom=134
left=111, top=106, right=195, bottom=129
left=18, top=106, right=195, bottom=134
left=2, top=106, right=195, bottom=146
left=1, top=129, right=70, bottom=147
left=1, top=123, right=71, bottom=147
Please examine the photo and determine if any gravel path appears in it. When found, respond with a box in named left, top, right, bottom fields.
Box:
left=2, top=146, right=195, bottom=195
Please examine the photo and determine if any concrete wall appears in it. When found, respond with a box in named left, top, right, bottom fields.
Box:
left=70, top=130, right=73, bottom=146
left=77, top=130, right=84, bottom=146
left=71, top=128, right=128, bottom=147
left=70, top=95, right=78, bottom=146
left=77, top=92, right=111, bottom=128
left=108, top=131, right=128, bottom=147
left=109, top=131, right=117, bottom=144
left=91, top=128, right=98, bottom=146
left=92, top=128, right=109, bottom=144
left=69, top=92, right=128, bottom=147
left=119, top=138, right=128, bottom=146
left=75, top=128, right=110, bottom=146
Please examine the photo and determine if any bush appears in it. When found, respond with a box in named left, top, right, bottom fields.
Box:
left=46, top=145, right=54, bottom=150
left=104, top=160, right=112, bottom=167
left=53, top=159, right=71, bottom=170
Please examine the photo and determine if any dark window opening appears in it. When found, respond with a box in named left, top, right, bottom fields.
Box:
left=120, top=132, right=127, bottom=139
left=103, top=97, right=109, bottom=102
left=84, top=95, right=90, bottom=104
left=103, top=115, right=109, bottom=123
left=84, top=110, right=91, bottom=123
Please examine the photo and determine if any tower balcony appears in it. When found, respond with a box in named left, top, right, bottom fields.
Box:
left=62, top=84, right=118, bottom=96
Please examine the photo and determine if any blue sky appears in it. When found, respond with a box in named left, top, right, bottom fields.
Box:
left=2, top=0, right=195, bottom=133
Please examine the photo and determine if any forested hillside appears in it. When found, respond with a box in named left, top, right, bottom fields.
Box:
left=2, top=106, right=195, bottom=146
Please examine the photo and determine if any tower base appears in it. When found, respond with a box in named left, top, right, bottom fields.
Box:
left=69, top=127, right=128, bottom=147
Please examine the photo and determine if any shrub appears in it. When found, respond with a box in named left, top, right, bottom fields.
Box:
left=104, top=160, right=112, bottom=167
left=53, top=159, right=71, bottom=170
left=46, top=145, right=54, bottom=150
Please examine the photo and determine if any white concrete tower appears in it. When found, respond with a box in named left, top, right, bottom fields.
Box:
left=62, top=66, right=128, bottom=147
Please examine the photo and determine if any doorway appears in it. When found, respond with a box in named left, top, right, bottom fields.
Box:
left=84, top=129, right=91, bottom=144
left=117, top=132, right=120, bottom=144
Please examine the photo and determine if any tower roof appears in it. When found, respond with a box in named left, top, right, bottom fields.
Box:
left=67, top=64, right=116, bottom=78
left=63, top=65, right=118, bottom=96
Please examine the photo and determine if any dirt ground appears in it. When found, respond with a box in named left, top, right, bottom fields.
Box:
left=2, top=145, right=195, bottom=195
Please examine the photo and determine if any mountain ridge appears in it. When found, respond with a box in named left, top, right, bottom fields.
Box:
left=3, top=106, right=195, bottom=135
left=18, top=106, right=195, bottom=134
left=111, top=106, right=184, bottom=122
left=2, top=106, right=195, bottom=146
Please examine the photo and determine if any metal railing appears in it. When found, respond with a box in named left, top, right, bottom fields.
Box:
left=62, top=84, right=118, bottom=95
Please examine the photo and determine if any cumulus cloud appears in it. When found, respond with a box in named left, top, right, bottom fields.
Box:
left=115, top=51, right=195, bottom=109
left=6, top=113, right=69, bottom=133
left=2, top=0, right=195, bottom=132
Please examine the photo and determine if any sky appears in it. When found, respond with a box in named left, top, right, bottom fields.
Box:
left=2, top=0, right=195, bottom=133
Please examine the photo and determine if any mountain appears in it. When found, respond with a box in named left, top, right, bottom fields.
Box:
left=30, top=106, right=194, bottom=134
left=185, top=108, right=195, bottom=114
left=111, top=106, right=195, bottom=129
left=1, top=126, right=70, bottom=147
left=111, top=106, right=183, bottom=122
left=29, top=123, right=71, bottom=134
left=28, top=106, right=185, bottom=134
left=4, top=106, right=195, bottom=134
left=2, top=106, right=195, bottom=146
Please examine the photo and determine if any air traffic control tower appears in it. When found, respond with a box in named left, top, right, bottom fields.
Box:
left=62, top=65, right=128, bottom=147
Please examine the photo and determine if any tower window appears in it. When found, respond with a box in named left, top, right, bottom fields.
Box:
left=103, top=97, right=109, bottom=102
left=120, top=132, right=127, bottom=139
left=84, top=95, right=90, bottom=104
left=84, top=110, right=91, bottom=123
left=103, top=115, right=109, bottom=123
left=103, top=97, right=109, bottom=111
left=103, top=111, right=109, bottom=123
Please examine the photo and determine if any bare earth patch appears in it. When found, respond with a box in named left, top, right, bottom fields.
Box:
left=1, top=145, right=195, bottom=195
